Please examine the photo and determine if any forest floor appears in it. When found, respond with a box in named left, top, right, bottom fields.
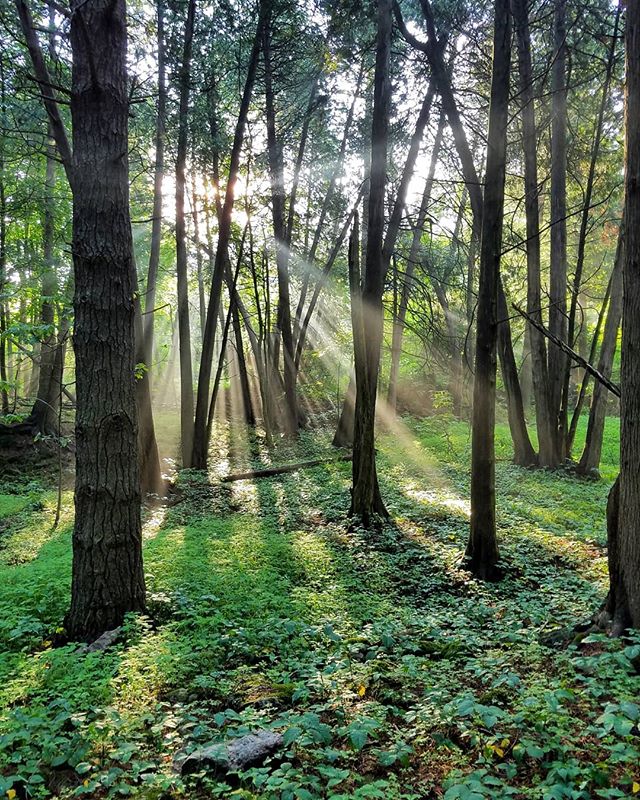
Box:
left=1, top=414, right=639, bottom=800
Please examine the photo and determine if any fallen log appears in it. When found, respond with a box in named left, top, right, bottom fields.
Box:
left=221, top=453, right=352, bottom=482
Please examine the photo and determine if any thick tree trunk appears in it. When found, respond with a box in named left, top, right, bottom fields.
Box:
left=467, top=0, right=511, bottom=579
left=65, top=0, right=145, bottom=641
left=350, top=0, right=392, bottom=525
left=548, top=0, right=568, bottom=461
left=511, top=0, right=556, bottom=466
left=605, top=0, right=640, bottom=631
left=577, top=234, right=623, bottom=475
left=174, top=0, right=197, bottom=467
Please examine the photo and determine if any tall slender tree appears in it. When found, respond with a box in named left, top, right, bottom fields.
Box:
left=350, top=0, right=392, bottom=524
left=548, top=0, right=568, bottom=463
left=466, top=0, right=511, bottom=579
left=174, top=0, right=197, bottom=467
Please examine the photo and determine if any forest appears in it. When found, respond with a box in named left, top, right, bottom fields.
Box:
left=0, top=0, right=639, bottom=796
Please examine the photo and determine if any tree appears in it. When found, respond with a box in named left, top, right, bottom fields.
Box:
left=350, top=0, right=391, bottom=524
left=263, top=13, right=298, bottom=433
left=466, top=0, right=511, bottom=579
left=191, top=0, right=267, bottom=469
left=577, top=230, right=623, bottom=475
left=142, top=0, right=167, bottom=369
left=62, top=0, right=146, bottom=639
left=387, top=110, right=445, bottom=413
left=174, top=0, right=197, bottom=468
left=547, top=0, right=568, bottom=463
left=511, top=0, right=555, bottom=466
left=600, top=0, right=640, bottom=632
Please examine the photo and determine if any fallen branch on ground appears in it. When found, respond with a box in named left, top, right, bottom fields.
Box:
left=221, top=454, right=353, bottom=482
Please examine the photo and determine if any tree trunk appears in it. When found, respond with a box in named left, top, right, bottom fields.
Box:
left=190, top=171, right=207, bottom=339
left=294, top=64, right=365, bottom=335
left=382, top=79, right=436, bottom=268
left=431, top=275, right=463, bottom=417
left=174, top=0, right=197, bottom=467
left=577, top=232, right=623, bottom=475
left=566, top=266, right=613, bottom=458
left=399, top=2, right=533, bottom=461
left=497, top=281, right=537, bottom=466
left=134, top=292, right=164, bottom=496
left=143, top=0, right=166, bottom=369
left=263, top=19, right=297, bottom=433
left=192, top=1, right=266, bottom=468
left=511, top=0, right=556, bottom=465
left=562, top=5, right=621, bottom=456
left=350, top=0, right=392, bottom=525
left=0, top=63, right=7, bottom=415
left=30, top=123, right=59, bottom=435
left=467, top=0, right=511, bottom=579
left=333, top=373, right=356, bottom=447
left=231, top=303, right=255, bottom=426
left=65, top=0, right=145, bottom=641
left=387, top=110, right=445, bottom=412
left=548, top=0, right=568, bottom=461
left=604, top=0, right=640, bottom=631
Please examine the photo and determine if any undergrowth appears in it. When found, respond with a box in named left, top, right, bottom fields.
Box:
left=0, top=415, right=638, bottom=799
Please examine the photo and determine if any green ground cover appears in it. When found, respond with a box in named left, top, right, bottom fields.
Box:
left=0, top=415, right=638, bottom=799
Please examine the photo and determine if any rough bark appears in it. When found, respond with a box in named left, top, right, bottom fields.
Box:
left=603, top=0, right=640, bottom=631
left=65, top=0, right=146, bottom=641
left=467, top=0, right=511, bottom=579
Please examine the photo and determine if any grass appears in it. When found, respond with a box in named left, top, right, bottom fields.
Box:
left=0, top=414, right=638, bottom=799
